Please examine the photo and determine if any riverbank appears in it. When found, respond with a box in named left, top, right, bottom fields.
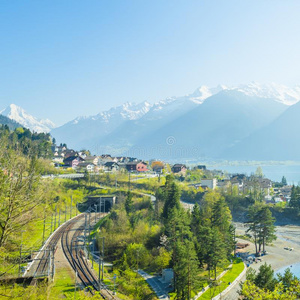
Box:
left=235, top=223, right=300, bottom=271
left=222, top=224, right=300, bottom=300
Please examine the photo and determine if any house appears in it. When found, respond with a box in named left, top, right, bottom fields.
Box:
left=217, top=179, right=231, bottom=190
left=171, top=164, right=187, bottom=174
left=126, top=161, right=148, bottom=172
left=196, top=165, right=206, bottom=170
left=84, top=155, right=99, bottom=166
left=151, top=161, right=165, bottom=174
left=98, top=154, right=113, bottom=166
left=77, top=162, right=95, bottom=172
left=63, top=149, right=78, bottom=158
left=244, top=177, right=272, bottom=196
left=136, top=162, right=148, bottom=172
left=162, top=269, right=174, bottom=284
left=200, top=178, right=217, bottom=190
left=153, top=165, right=164, bottom=174
left=104, top=162, right=119, bottom=172
left=52, top=155, right=64, bottom=163
left=63, top=156, right=85, bottom=169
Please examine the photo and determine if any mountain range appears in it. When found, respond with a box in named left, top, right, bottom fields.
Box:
left=2, top=82, right=300, bottom=161
left=0, top=104, right=55, bottom=133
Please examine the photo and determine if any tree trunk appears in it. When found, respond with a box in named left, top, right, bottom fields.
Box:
left=254, top=234, right=258, bottom=255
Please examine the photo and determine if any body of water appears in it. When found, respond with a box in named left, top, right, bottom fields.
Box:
left=276, top=262, right=300, bottom=278
left=208, top=163, right=300, bottom=185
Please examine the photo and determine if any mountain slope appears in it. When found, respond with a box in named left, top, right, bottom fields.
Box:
left=131, top=90, right=288, bottom=159
left=223, top=100, right=300, bottom=160
left=51, top=85, right=225, bottom=151
left=51, top=101, right=152, bottom=151
left=1, top=104, right=55, bottom=133
left=50, top=83, right=298, bottom=158
left=0, top=114, right=23, bottom=130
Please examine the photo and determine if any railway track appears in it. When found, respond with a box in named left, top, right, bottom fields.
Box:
left=28, top=214, right=85, bottom=286
left=61, top=213, right=117, bottom=299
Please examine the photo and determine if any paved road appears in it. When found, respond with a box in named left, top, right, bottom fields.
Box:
left=138, top=270, right=170, bottom=300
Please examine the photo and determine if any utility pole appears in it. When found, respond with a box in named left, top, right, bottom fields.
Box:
left=48, top=249, right=51, bottom=277
left=51, top=247, right=55, bottom=280
left=113, top=274, right=117, bottom=295
left=88, top=211, right=91, bottom=237
left=128, top=170, right=131, bottom=192
left=99, top=197, right=101, bottom=221
left=74, top=270, right=78, bottom=300
left=50, top=214, right=53, bottom=233
left=101, top=237, right=105, bottom=282
left=70, top=196, right=73, bottom=219
left=58, top=209, right=61, bottom=227
left=65, top=203, right=67, bottom=222
left=84, top=213, right=87, bottom=240
left=54, top=207, right=57, bottom=230
left=42, top=212, right=46, bottom=245
left=91, top=240, right=94, bottom=269
left=98, top=255, right=101, bottom=290
left=18, top=230, right=25, bottom=277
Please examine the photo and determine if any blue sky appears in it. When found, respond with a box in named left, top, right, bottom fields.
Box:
left=0, top=0, right=300, bottom=125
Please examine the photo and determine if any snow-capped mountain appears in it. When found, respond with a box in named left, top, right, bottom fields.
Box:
left=1, top=104, right=56, bottom=133
left=227, top=82, right=300, bottom=106
left=70, top=101, right=152, bottom=125
left=51, top=87, right=218, bottom=151
left=51, top=82, right=300, bottom=160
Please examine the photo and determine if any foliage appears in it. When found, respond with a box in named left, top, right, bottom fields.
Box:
left=0, top=126, right=52, bottom=158
left=246, top=204, right=276, bottom=255
left=289, top=185, right=300, bottom=209
left=0, top=148, right=42, bottom=248
left=199, top=258, right=244, bottom=300
left=240, top=265, right=300, bottom=300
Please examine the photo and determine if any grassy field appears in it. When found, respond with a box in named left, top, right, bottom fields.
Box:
left=199, top=258, right=245, bottom=300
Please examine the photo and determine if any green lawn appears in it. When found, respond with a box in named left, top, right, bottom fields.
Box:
left=199, top=258, right=245, bottom=300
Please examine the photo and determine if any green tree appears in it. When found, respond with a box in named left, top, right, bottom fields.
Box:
left=174, top=240, right=201, bottom=299
left=246, top=204, right=276, bottom=255
left=257, top=206, right=276, bottom=253
left=240, top=279, right=300, bottom=300
left=255, top=166, right=264, bottom=178
left=207, top=228, right=227, bottom=279
left=0, top=149, right=42, bottom=247
left=254, top=263, right=277, bottom=291
left=281, top=176, right=287, bottom=186
left=125, top=191, right=134, bottom=214
left=289, top=185, right=300, bottom=209
left=162, top=181, right=181, bottom=220
left=277, top=268, right=298, bottom=292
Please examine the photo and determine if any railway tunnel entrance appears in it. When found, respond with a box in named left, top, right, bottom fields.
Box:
left=78, top=195, right=116, bottom=213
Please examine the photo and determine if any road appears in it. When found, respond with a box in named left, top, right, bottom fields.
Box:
left=138, top=270, right=170, bottom=300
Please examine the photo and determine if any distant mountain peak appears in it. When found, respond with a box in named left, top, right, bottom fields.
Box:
left=228, top=82, right=300, bottom=105
left=0, top=104, right=56, bottom=133
left=188, top=85, right=228, bottom=103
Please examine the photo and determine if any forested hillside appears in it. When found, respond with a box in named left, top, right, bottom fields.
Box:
left=0, top=115, right=22, bottom=130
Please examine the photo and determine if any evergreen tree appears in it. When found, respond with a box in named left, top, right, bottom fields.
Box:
left=289, top=185, right=300, bottom=208
left=162, top=182, right=181, bottom=220
left=281, top=176, right=287, bottom=186
left=254, top=263, right=277, bottom=291
left=207, top=228, right=227, bottom=279
left=257, top=206, right=276, bottom=253
left=246, top=204, right=276, bottom=255
left=125, top=191, right=134, bottom=214
left=173, top=240, right=201, bottom=299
